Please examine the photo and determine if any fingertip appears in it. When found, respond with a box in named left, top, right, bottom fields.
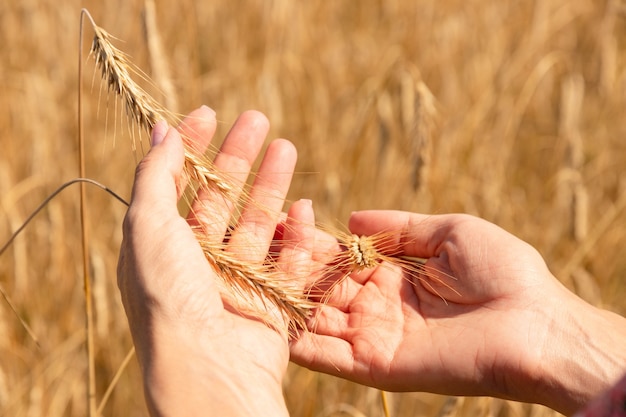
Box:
left=238, top=109, right=270, bottom=133
left=281, top=199, right=316, bottom=274
left=176, top=105, right=217, bottom=155
left=198, top=104, right=216, bottom=118
left=287, top=199, right=315, bottom=226
left=183, top=105, right=216, bottom=122
left=132, top=125, right=185, bottom=206
left=189, top=105, right=217, bottom=129
left=268, top=138, right=298, bottom=165
left=348, top=210, right=390, bottom=234
left=151, top=120, right=169, bottom=147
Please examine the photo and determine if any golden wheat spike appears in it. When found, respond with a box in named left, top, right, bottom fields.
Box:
left=197, top=234, right=317, bottom=336
left=87, top=13, right=254, bottom=211
left=90, top=24, right=167, bottom=132
left=315, top=229, right=460, bottom=307
left=83, top=9, right=319, bottom=337
left=83, top=9, right=460, bottom=340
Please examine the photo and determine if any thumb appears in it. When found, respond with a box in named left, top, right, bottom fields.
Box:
left=129, top=121, right=186, bottom=216
left=349, top=210, right=462, bottom=259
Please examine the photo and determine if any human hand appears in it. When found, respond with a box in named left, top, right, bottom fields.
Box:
left=117, top=106, right=312, bottom=417
left=291, top=211, right=626, bottom=415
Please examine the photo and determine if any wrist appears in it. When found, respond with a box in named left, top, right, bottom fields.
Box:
left=525, top=290, right=626, bottom=415
left=138, top=320, right=290, bottom=417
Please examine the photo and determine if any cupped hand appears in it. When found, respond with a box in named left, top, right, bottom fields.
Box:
left=117, top=106, right=311, bottom=417
left=290, top=210, right=601, bottom=414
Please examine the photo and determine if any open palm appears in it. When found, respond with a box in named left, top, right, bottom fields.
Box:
left=291, top=210, right=572, bottom=400
left=117, top=106, right=310, bottom=416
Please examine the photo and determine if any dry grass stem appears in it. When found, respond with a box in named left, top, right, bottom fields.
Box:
left=142, top=0, right=178, bottom=113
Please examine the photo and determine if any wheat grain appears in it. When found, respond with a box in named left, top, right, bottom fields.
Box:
left=89, top=21, right=165, bottom=133
left=196, top=232, right=317, bottom=335
left=346, top=234, right=380, bottom=271
left=87, top=14, right=256, bottom=212
left=320, top=229, right=460, bottom=305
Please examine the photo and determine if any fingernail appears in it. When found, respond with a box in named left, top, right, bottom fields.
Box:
left=199, top=104, right=216, bottom=117
left=301, top=199, right=313, bottom=207
left=151, top=120, right=168, bottom=147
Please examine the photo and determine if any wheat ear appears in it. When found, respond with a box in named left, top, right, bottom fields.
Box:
left=319, top=230, right=460, bottom=306
left=85, top=9, right=461, bottom=337
left=84, top=9, right=316, bottom=336
left=88, top=16, right=252, bottom=210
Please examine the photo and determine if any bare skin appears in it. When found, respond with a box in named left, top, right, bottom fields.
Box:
left=291, top=211, right=626, bottom=416
left=118, top=106, right=626, bottom=417
left=117, top=106, right=313, bottom=417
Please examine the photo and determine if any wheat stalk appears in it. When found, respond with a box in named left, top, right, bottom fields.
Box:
left=83, top=9, right=319, bottom=336
left=87, top=13, right=252, bottom=215
left=83, top=9, right=459, bottom=338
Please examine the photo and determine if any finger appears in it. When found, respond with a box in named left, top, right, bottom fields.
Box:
left=314, top=273, right=365, bottom=311
left=119, top=124, right=223, bottom=311
left=270, top=210, right=342, bottom=286
left=227, top=138, right=297, bottom=262
left=176, top=105, right=217, bottom=157
left=350, top=211, right=484, bottom=303
left=273, top=217, right=340, bottom=267
left=278, top=199, right=316, bottom=283
left=349, top=211, right=472, bottom=259
left=129, top=124, right=185, bottom=218
left=187, top=110, right=270, bottom=240
left=306, top=303, right=350, bottom=337
left=289, top=331, right=355, bottom=377
left=148, top=106, right=217, bottom=200
left=312, top=229, right=344, bottom=266
left=276, top=200, right=364, bottom=329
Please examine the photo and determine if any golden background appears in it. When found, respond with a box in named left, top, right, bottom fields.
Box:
left=1, top=0, right=625, bottom=415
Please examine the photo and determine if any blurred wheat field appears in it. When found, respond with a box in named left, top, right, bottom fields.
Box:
left=1, top=0, right=625, bottom=416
